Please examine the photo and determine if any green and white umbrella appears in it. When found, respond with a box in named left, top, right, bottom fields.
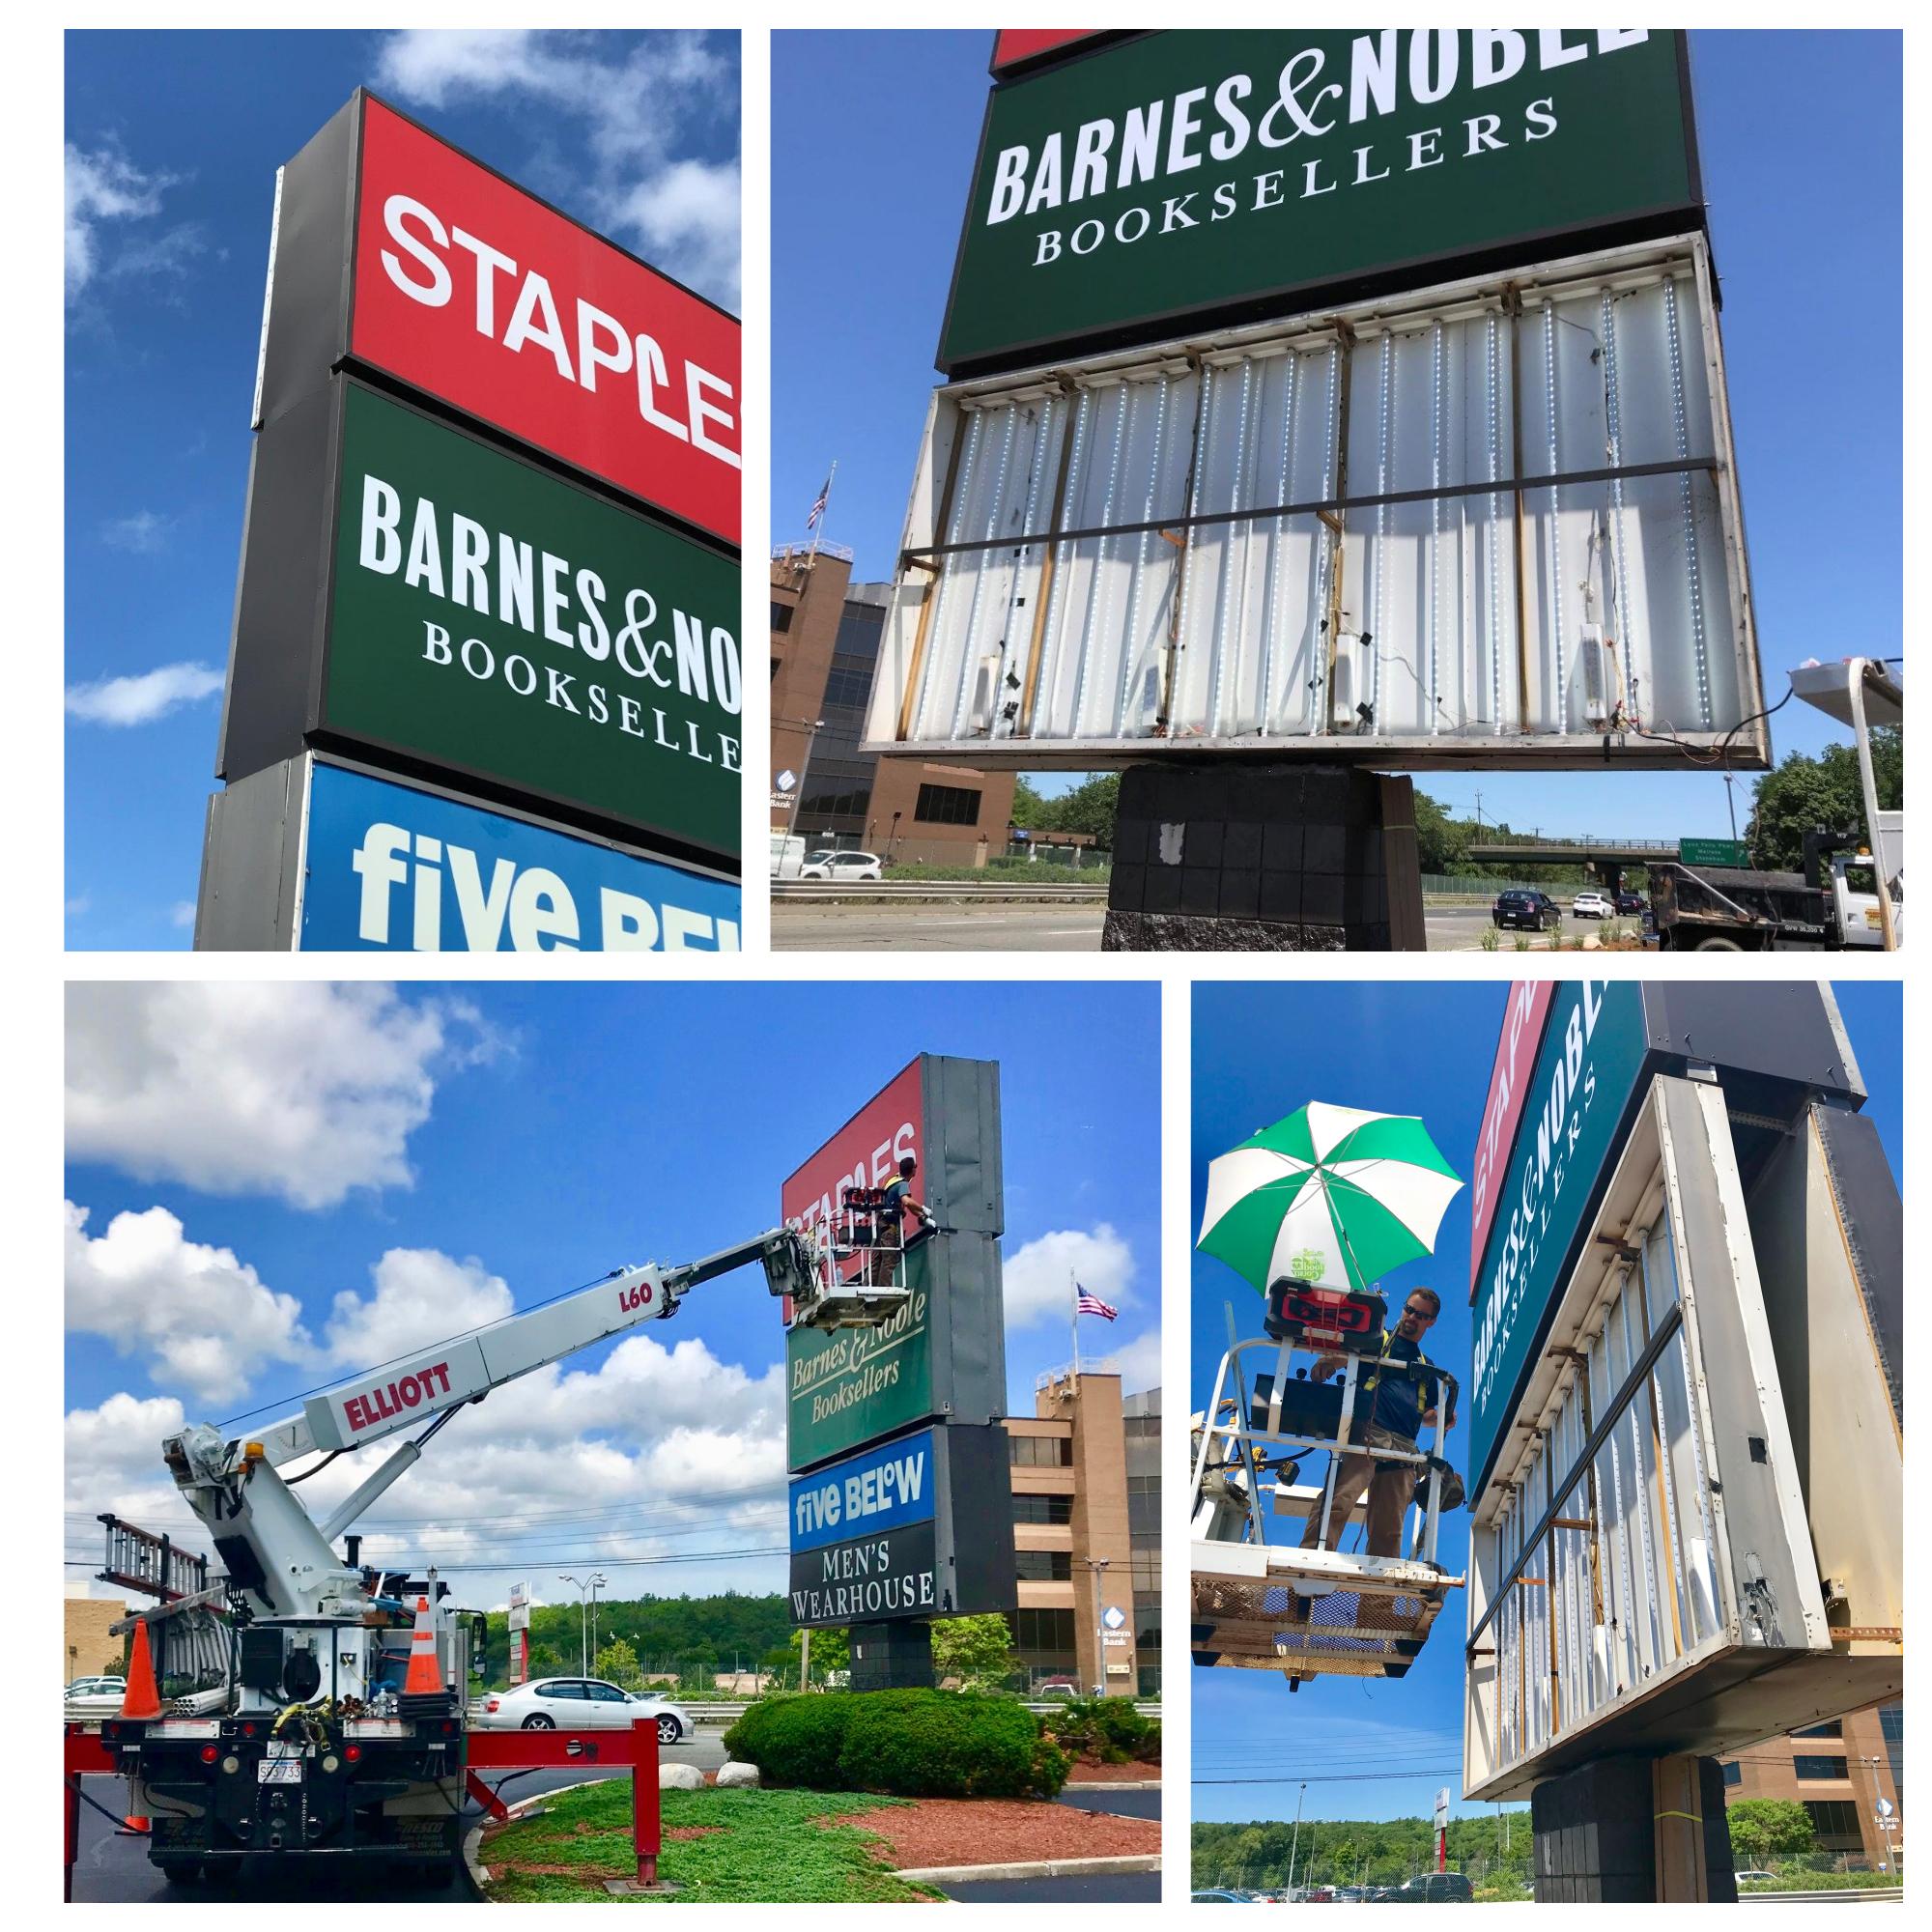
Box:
left=1198, top=1101, right=1464, bottom=1295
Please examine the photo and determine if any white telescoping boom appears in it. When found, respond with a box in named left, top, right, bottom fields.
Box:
left=162, top=1230, right=815, bottom=1621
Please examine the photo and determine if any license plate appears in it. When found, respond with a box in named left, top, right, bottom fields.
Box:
left=258, top=1757, right=303, bottom=1784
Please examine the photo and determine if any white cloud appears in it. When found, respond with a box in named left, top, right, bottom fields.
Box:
left=66, top=982, right=494, bottom=1208
left=66, top=1202, right=310, bottom=1404
left=66, top=1392, right=200, bottom=1559
left=604, top=158, right=740, bottom=314
left=1088, top=1325, right=1160, bottom=1396
left=66, top=141, right=202, bottom=305
left=323, top=1249, right=515, bottom=1369
left=1004, top=1223, right=1137, bottom=1326
left=170, top=901, right=196, bottom=930
left=373, top=30, right=740, bottom=308
left=66, top=142, right=173, bottom=295
left=67, top=1325, right=794, bottom=1605
left=100, top=510, right=175, bottom=554
left=65, top=661, right=222, bottom=726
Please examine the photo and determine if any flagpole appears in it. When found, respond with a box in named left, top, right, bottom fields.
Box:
left=807, top=459, right=838, bottom=567
left=1070, top=1269, right=1080, bottom=1385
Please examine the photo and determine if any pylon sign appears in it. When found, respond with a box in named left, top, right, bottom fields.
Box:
left=508, top=1581, right=530, bottom=1687
left=780, top=1058, right=1015, bottom=1634
left=201, top=87, right=742, bottom=946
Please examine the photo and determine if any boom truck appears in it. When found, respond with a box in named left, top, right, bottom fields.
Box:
left=90, top=1219, right=898, bottom=1888
left=1649, top=657, right=1903, bottom=952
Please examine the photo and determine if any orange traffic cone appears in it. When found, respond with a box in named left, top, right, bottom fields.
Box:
left=401, top=1596, right=443, bottom=1697
left=121, top=1619, right=162, bottom=1719
left=118, top=1619, right=160, bottom=1832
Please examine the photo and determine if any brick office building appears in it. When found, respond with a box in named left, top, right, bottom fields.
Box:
left=1005, top=1371, right=1160, bottom=1698
left=1719, top=1702, right=1904, bottom=1869
left=770, top=546, right=1014, bottom=864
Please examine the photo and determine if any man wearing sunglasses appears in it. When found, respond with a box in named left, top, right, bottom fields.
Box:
left=1297, top=1287, right=1444, bottom=1560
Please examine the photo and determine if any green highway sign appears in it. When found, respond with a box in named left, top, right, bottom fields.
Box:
left=1678, top=838, right=1749, bottom=868
left=940, top=28, right=1701, bottom=371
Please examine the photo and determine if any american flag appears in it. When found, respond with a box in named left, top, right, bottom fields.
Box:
left=806, top=472, right=832, bottom=529
left=1075, top=1285, right=1118, bottom=1321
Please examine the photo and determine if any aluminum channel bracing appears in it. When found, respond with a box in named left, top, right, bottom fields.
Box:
left=875, top=236, right=1758, bottom=768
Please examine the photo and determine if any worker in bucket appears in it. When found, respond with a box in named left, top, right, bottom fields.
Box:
left=1298, top=1287, right=1446, bottom=1559
left=872, top=1153, right=930, bottom=1285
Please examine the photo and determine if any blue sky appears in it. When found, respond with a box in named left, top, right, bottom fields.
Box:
left=773, top=30, right=1901, bottom=833
left=65, top=980, right=1158, bottom=1611
left=1189, top=979, right=1898, bottom=1824
left=64, top=30, right=740, bottom=950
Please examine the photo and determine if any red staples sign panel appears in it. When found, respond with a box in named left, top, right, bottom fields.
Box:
left=992, top=30, right=1104, bottom=73
left=782, top=1059, right=925, bottom=1285
left=351, top=98, right=740, bottom=545
left=1468, top=981, right=1556, bottom=1297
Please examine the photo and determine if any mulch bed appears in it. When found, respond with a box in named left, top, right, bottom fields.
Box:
left=827, top=1797, right=1159, bottom=1869
left=664, top=1826, right=727, bottom=1840
left=1065, top=1761, right=1160, bottom=1784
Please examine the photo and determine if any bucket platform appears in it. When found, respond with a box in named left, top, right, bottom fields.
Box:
left=1191, top=1304, right=1464, bottom=1690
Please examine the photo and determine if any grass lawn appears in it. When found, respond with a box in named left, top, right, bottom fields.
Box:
left=477, top=1779, right=942, bottom=1904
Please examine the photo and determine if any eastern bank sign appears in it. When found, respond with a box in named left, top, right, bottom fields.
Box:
left=258, top=93, right=740, bottom=545
left=222, top=381, right=740, bottom=863
left=196, top=757, right=738, bottom=952
left=786, top=1425, right=1017, bottom=1629
left=940, top=28, right=1701, bottom=371
left=1467, top=980, right=1647, bottom=1490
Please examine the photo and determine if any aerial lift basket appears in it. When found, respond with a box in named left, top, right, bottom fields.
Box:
left=788, top=1186, right=920, bottom=1332
left=1191, top=1287, right=1464, bottom=1689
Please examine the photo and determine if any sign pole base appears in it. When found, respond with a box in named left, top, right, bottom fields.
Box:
left=1102, top=762, right=1424, bottom=952
left=848, top=1619, right=935, bottom=1691
left=1528, top=1753, right=1735, bottom=1903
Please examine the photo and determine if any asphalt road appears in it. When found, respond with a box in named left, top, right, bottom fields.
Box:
left=772, top=896, right=1535, bottom=952
left=71, top=1744, right=1156, bottom=1904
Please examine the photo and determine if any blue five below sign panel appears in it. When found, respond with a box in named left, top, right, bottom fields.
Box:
left=301, top=761, right=740, bottom=952
left=789, top=1429, right=936, bottom=1554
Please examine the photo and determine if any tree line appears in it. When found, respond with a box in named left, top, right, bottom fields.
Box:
left=1009, top=727, right=1901, bottom=881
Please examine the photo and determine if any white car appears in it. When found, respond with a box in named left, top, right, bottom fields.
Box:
left=800, top=851, right=883, bottom=882
left=1572, top=890, right=1615, bottom=919
left=65, top=1675, right=128, bottom=1717
left=477, top=1677, right=692, bottom=1744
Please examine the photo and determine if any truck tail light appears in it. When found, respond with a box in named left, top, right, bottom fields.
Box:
left=200, top=1746, right=218, bottom=1764
left=345, top=1745, right=363, bottom=1763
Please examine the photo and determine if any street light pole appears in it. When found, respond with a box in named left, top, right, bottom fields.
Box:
left=589, top=1573, right=608, bottom=1673
left=560, top=1574, right=590, bottom=1675
left=1286, top=1781, right=1308, bottom=1899
left=1082, top=1557, right=1110, bottom=1696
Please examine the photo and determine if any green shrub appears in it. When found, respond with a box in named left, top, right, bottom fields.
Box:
left=722, top=1693, right=857, bottom=1788
left=838, top=1689, right=1048, bottom=1798
left=1030, top=1734, right=1071, bottom=1797
left=725, top=1690, right=1065, bottom=1800
left=1041, top=1694, right=1159, bottom=1764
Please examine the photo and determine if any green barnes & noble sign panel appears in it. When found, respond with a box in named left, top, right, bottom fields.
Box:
left=324, top=385, right=741, bottom=856
left=940, top=28, right=1699, bottom=371
left=1467, top=980, right=1648, bottom=1492
left=787, top=1242, right=935, bottom=1470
